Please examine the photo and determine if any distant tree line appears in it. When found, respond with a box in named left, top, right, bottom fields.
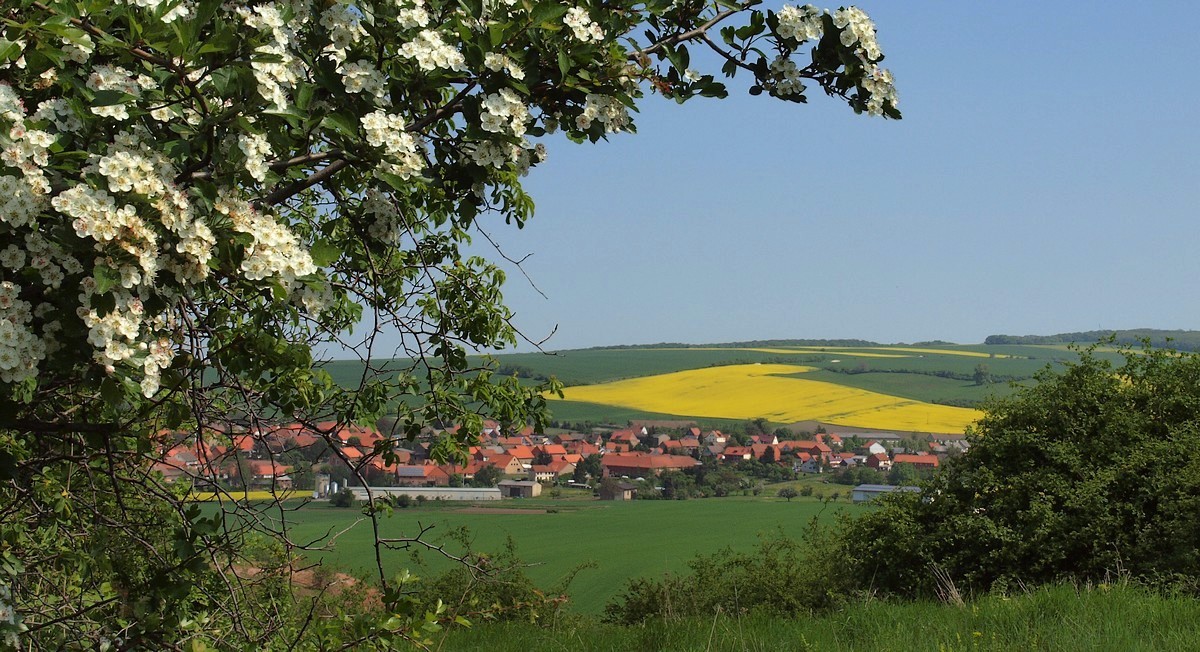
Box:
left=590, top=338, right=881, bottom=350
left=985, top=329, right=1200, bottom=351
left=496, top=363, right=552, bottom=382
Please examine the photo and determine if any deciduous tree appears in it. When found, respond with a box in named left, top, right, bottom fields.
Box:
left=0, top=0, right=900, bottom=646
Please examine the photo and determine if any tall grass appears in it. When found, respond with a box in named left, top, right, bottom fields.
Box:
left=436, top=583, right=1200, bottom=651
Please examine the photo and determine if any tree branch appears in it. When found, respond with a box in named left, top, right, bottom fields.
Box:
left=630, top=6, right=745, bottom=62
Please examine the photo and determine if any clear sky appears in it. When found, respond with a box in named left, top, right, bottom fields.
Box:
left=470, top=1, right=1200, bottom=352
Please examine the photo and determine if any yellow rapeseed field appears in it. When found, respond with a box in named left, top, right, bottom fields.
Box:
left=557, top=363, right=981, bottom=433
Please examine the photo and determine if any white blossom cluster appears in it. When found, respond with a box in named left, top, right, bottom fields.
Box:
left=776, top=4, right=823, bottom=42
left=484, top=52, right=525, bottom=81
left=95, top=131, right=215, bottom=284
left=33, top=98, right=83, bottom=133
left=1, top=91, right=55, bottom=197
left=24, top=230, right=81, bottom=290
left=362, top=187, right=403, bottom=243
left=216, top=191, right=316, bottom=284
left=53, top=185, right=155, bottom=288
left=242, top=3, right=306, bottom=111
left=564, top=7, right=604, bottom=42
left=773, top=5, right=897, bottom=116
left=833, top=7, right=880, bottom=60
left=339, top=59, right=390, bottom=105
left=468, top=139, right=544, bottom=174
left=238, top=132, right=272, bottom=182
left=320, top=3, right=369, bottom=65
left=292, top=281, right=337, bottom=315
left=361, top=110, right=424, bottom=178
left=85, top=64, right=154, bottom=121
left=0, top=175, right=46, bottom=230
left=117, top=0, right=193, bottom=23
left=395, top=0, right=431, bottom=29
left=61, top=33, right=95, bottom=64
left=479, top=89, right=530, bottom=137
left=575, top=93, right=631, bottom=132
left=398, top=30, right=467, bottom=72
left=468, top=141, right=511, bottom=169
left=831, top=7, right=896, bottom=115
left=0, top=281, right=44, bottom=383
left=860, top=64, right=897, bottom=116
left=767, top=56, right=806, bottom=97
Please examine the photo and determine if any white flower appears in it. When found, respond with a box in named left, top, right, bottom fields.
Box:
left=478, top=89, right=529, bottom=137
left=339, top=60, right=390, bottom=105
left=238, top=132, right=272, bottom=182
left=564, top=7, right=603, bottom=42
left=398, top=30, right=466, bottom=72
left=361, top=110, right=424, bottom=177
left=484, top=52, right=524, bottom=80
left=776, top=5, right=824, bottom=43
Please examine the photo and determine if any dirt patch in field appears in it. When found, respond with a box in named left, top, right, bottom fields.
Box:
left=454, top=507, right=548, bottom=514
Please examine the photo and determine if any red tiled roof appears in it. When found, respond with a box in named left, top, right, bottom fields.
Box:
left=601, top=453, right=699, bottom=470
left=893, top=454, right=939, bottom=467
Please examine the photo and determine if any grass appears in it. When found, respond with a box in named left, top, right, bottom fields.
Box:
left=438, top=582, right=1200, bottom=651
left=556, top=364, right=981, bottom=434
left=251, top=496, right=858, bottom=614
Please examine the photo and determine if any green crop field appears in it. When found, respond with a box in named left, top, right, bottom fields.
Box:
left=242, top=496, right=858, bottom=614
left=797, top=369, right=1026, bottom=405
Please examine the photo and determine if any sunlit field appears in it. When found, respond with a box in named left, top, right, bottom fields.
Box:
left=557, top=363, right=982, bottom=433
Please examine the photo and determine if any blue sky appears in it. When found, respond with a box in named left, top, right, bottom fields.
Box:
left=473, top=1, right=1200, bottom=351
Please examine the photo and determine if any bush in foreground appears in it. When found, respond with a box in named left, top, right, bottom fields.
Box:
left=845, top=345, right=1200, bottom=597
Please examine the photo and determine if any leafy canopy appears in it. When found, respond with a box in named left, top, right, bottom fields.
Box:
left=0, top=0, right=899, bottom=646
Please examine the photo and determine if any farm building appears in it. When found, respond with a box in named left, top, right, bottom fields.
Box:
left=599, top=481, right=638, bottom=501
left=497, top=480, right=542, bottom=498
left=601, top=453, right=700, bottom=478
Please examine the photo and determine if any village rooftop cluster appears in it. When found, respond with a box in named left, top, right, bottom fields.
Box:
left=151, top=418, right=969, bottom=500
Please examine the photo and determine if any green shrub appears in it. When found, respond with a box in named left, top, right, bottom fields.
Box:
left=329, top=487, right=356, bottom=508
left=844, top=346, right=1200, bottom=598
left=602, top=527, right=850, bottom=624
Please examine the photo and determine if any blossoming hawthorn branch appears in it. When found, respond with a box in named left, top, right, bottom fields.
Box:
left=0, top=0, right=898, bottom=646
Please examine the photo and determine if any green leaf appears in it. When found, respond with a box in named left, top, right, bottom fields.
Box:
left=0, top=39, right=19, bottom=62
left=530, top=2, right=568, bottom=27
left=94, top=265, right=120, bottom=294
left=310, top=240, right=340, bottom=267
left=322, top=112, right=359, bottom=139
left=488, top=22, right=506, bottom=47
left=376, top=171, right=412, bottom=192
left=557, top=49, right=571, bottom=78
left=100, top=377, right=125, bottom=407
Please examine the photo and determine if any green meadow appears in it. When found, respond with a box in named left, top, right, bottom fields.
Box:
left=440, top=583, right=1200, bottom=651
left=254, top=496, right=858, bottom=614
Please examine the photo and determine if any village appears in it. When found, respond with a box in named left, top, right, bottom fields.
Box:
left=152, top=418, right=968, bottom=503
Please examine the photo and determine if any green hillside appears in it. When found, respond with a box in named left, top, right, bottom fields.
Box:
left=317, top=342, right=1132, bottom=428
